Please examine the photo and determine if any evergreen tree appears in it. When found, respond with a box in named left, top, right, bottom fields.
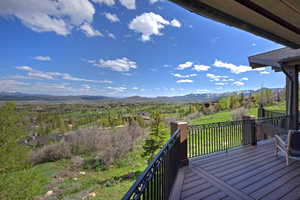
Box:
left=142, top=112, right=166, bottom=163
left=0, top=102, right=29, bottom=172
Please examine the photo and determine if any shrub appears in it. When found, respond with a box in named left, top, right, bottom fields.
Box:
left=30, top=123, right=143, bottom=166
left=30, top=142, right=72, bottom=165
left=231, top=107, right=248, bottom=121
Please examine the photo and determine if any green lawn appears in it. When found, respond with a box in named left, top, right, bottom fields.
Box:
left=191, top=103, right=285, bottom=125
left=0, top=102, right=287, bottom=200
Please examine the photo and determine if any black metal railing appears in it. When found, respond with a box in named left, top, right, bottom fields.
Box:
left=263, top=110, right=286, bottom=118
left=187, top=119, right=255, bottom=158
left=257, top=105, right=286, bottom=119
left=122, top=129, right=181, bottom=200
left=257, top=115, right=290, bottom=137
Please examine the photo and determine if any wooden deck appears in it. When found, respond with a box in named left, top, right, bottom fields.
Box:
left=172, top=141, right=300, bottom=200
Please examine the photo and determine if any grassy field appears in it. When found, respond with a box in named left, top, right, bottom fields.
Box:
left=0, top=138, right=147, bottom=200
left=191, top=103, right=285, bottom=125
left=0, top=103, right=286, bottom=200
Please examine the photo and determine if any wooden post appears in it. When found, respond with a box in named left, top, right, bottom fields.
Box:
left=242, top=116, right=256, bottom=145
left=170, top=122, right=189, bottom=167
left=258, top=104, right=265, bottom=118
left=285, top=66, right=299, bottom=129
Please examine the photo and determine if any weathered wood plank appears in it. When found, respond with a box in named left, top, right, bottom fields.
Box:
left=261, top=175, right=300, bottom=200
left=246, top=166, right=300, bottom=198
left=191, top=167, right=253, bottom=200
left=280, top=184, right=300, bottom=200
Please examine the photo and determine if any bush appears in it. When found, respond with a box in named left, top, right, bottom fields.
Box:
left=30, top=123, right=143, bottom=166
left=30, top=142, right=72, bottom=165
left=231, top=107, right=248, bottom=121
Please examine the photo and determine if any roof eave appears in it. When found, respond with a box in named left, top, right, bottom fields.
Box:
left=170, top=0, right=300, bottom=49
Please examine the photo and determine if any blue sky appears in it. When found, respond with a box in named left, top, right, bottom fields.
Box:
left=0, top=0, right=285, bottom=97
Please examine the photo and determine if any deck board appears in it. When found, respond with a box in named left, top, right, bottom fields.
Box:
left=173, top=142, right=300, bottom=200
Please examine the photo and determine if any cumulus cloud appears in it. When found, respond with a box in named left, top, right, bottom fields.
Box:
left=107, top=32, right=116, bottom=39
left=213, top=60, right=252, bottom=74
left=172, top=73, right=197, bottom=78
left=89, top=57, right=137, bottom=72
left=33, top=56, right=51, bottom=61
left=15, top=66, right=111, bottom=83
left=119, top=0, right=136, bottom=9
left=80, top=23, right=102, bottom=37
left=16, top=66, right=33, bottom=71
left=176, top=79, right=193, bottom=83
left=206, top=73, right=228, bottom=81
left=129, top=12, right=181, bottom=41
left=170, top=19, right=181, bottom=28
left=193, top=65, right=210, bottom=71
left=233, top=81, right=245, bottom=86
left=104, top=13, right=120, bottom=22
left=260, top=71, right=270, bottom=75
left=176, top=61, right=193, bottom=70
left=149, top=0, right=159, bottom=4
left=93, top=0, right=135, bottom=9
left=0, top=0, right=99, bottom=36
left=240, top=77, right=249, bottom=81
left=215, top=82, right=226, bottom=86
left=107, top=86, right=127, bottom=92
left=92, top=0, right=115, bottom=6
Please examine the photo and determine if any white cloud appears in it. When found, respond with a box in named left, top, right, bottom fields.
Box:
left=132, top=87, right=139, bottom=90
left=176, top=79, right=193, bottom=83
left=107, top=86, right=127, bottom=92
left=80, top=23, right=102, bottom=37
left=104, top=13, right=120, bottom=23
left=213, top=60, right=252, bottom=74
left=119, top=0, right=136, bottom=9
left=233, top=81, right=245, bottom=86
left=206, top=73, right=228, bottom=81
left=172, top=73, right=197, bottom=78
left=92, top=0, right=136, bottom=9
left=90, top=57, right=137, bottom=72
left=254, top=67, right=266, bottom=71
left=0, top=0, right=97, bottom=36
left=16, top=66, right=33, bottom=71
left=149, top=0, right=159, bottom=3
left=28, top=71, right=55, bottom=80
left=15, top=66, right=111, bottom=83
left=240, top=77, right=248, bottom=81
left=129, top=12, right=180, bottom=41
left=177, top=61, right=193, bottom=70
left=33, top=56, right=51, bottom=61
left=92, top=0, right=115, bottom=6
left=81, top=84, right=91, bottom=90
left=260, top=71, right=270, bottom=75
left=193, top=65, right=210, bottom=71
left=215, top=82, right=226, bottom=86
left=107, top=32, right=116, bottom=39
left=195, top=89, right=209, bottom=93
left=170, top=19, right=181, bottom=28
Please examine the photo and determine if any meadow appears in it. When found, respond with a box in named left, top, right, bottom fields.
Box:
left=0, top=90, right=287, bottom=199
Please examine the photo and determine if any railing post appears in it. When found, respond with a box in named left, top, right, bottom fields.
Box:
left=242, top=116, right=256, bottom=145
left=170, top=122, right=189, bottom=167
left=258, top=104, right=265, bottom=118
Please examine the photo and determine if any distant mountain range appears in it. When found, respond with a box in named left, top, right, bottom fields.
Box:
left=0, top=88, right=284, bottom=103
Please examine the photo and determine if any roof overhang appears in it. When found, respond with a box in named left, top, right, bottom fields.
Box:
left=248, top=47, right=300, bottom=71
left=170, top=0, right=300, bottom=48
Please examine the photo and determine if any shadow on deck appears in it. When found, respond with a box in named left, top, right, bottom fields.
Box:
left=172, top=141, right=300, bottom=200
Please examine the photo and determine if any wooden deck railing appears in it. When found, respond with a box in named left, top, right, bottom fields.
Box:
left=122, top=122, right=187, bottom=200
